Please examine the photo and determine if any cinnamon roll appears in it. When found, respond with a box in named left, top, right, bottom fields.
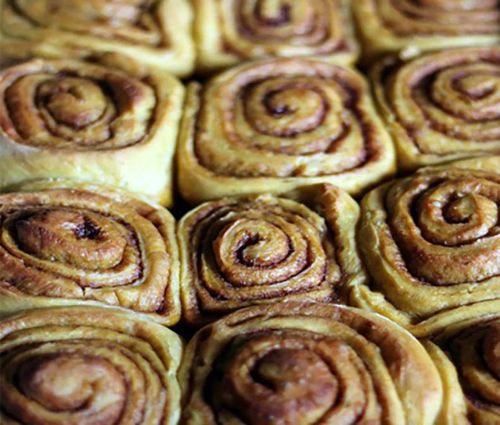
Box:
left=0, top=58, right=184, bottom=206
left=177, top=58, right=396, bottom=204
left=372, top=47, right=500, bottom=170
left=0, top=180, right=180, bottom=325
left=179, top=302, right=442, bottom=425
left=193, top=0, right=358, bottom=72
left=424, top=308, right=500, bottom=424
left=352, top=165, right=500, bottom=336
left=0, top=0, right=194, bottom=76
left=353, top=0, right=500, bottom=61
left=178, top=185, right=366, bottom=325
left=0, top=306, right=182, bottom=425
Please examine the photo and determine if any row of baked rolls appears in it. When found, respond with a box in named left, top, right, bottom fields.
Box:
left=424, top=308, right=500, bottom=424
left=0, top=0, right=358, bottom=74
left=178, top=184, right=366, bottom=326
left=0, top=306, right=182, bottom=425
left=0, top=56, right=184, bottom=206
left=1, top=303, right=497, bottom=425
left=0, top=181, right=367, bottom=328
left=353, top=0, right=500, bottom=61
left=350, top=161, right=500, bottom=337
left=0, top=0, right=195, bottom=76
left=177, top=57, right=396, bottom=204
left=179, top=302, right=443, bottom=425
left=3, top=0, right=498, bottom=74
left=0, top=180, right=180, bottom=325
left=372, top=46, right=500, bottom=170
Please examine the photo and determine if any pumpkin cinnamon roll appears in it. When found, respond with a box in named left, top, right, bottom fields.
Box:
left=0, top=0, right=194, bottom=76
left=424, top=307, right=500, bottom=424
left=178, top=185, right=366, bottom=325
left=372, top=47, right=500, bottom=170
left=0, top=58, right=184, bottom=206
left=177, top=58, right=396, bottom=204
left=353, top=0, right=500, bottom=61
left=0, top=306, right=182, bottom=425
left=352, top=165, right=500, bottom=336
left=0, top=180, right=180, bottom=325
left=179, top=302, right=442, bottom=425
left=193, top=0, right=358, bottom=72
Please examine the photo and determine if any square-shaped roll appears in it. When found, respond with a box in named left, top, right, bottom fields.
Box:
left=0, top=57, right=184, bottom=207
left=353, top=0, right=500, bottom=61
left=194, top=0, right=358, bottom=72
left=372, top=47, right=500, bottom=170
left=178, top=185, right=367, bottom=326
left=179, top=303, right=443, bottom=424
left=352, top=159, right=500, bottom=337
left=177, top=57, right=395, bottom=204
left=0, top=180, right=181, bottom=326
left=0, top=0, right=195, bottom=76
left=0, top=306, right=183, bottom=424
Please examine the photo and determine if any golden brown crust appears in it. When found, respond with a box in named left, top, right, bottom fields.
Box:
left=353, top=0, right=500, bottom=61
left=0, top=180, right=180, bottom=325
left=424, top=310, right=500, bottom=424
left=0, top=58, right=184, bottom=206
left=351, top=164, right=500, bottom=335
left=179, top=302, right=442, bottom=425
left=177, top=58, right=396, bottom=204
left=194, top=0, right=358, bottom=72
left=372, top=47, right=500, bottom=170
left=0, top=0, right=194, bottom=76
left=0, top=305, right=183, bottom=425
left=177, top=185, right=366, bottom=326
left=423, top=341, right=470, bottom=425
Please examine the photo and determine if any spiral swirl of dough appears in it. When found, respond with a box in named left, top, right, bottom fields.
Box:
left=178, top=58, right=395, bottom=203
left=352, top=167, right=500, bottom=333
left=373, top=47, right=500, bottom=169
left=178, top=187, right=365, bottom=324
left=179, top=302, right=442, bottom=424
left=0, top=306, right=182, bottom=425
left=0, top=182, right=180, bottom=324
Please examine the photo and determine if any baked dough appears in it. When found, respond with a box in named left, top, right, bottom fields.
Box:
left=0, top=0, right=195, bottom=76
left=424, top=307, right=500, bottom=424
left=351, top=162, right=500, bottom=336
left=177, top=58, right=395, bottom=204
left=0, top=305, right=183, bottom=425
left=353, top=0, right=500, bottom=61
left=178, top=185, right=366, bottom=325
left=0, top=180, right=180, bottom=326
left=179, top=302, right=442, bottom=424
left=372, top=47, right=500, bottom=170
left=193, top=0, right=358, bottom=73
left=0, top=57, right=184, bottom=206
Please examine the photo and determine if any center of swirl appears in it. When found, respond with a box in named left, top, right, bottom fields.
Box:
left=210, top=214, right=312, bottom=287
left=255, top=0, right=291, bottom=26
left=428, top=64, right=500, bottom=123
left=233, top=220, right=290, bottom=267
left=443, top=195, right=478, bottom=223
left=215, top=335, right=342, bottom=425
left=244, top=78, right=331, bottom=142
left=14, top=209, right=127, bottom=270
left=38, top=78, right=107, bottom=128
left=415, top=178, right=499, bottom=246
left=455, top=74, right=498, bottom=99
left=255, top=348, right=338, bottom=399
left=17, top=354, right=125, bottom=416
